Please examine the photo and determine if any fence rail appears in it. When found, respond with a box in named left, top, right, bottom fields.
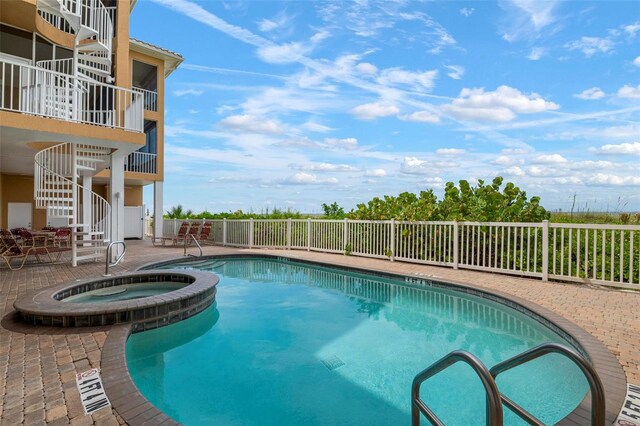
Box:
left=161, top=218, right=640, bottom=290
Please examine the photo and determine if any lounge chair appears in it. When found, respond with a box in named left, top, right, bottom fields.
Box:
left=184, top=222, right=201, bottom=245
left=152, top=221, right=189, bottom=246
left=1, top=234, right=52, bottom=270
left=197, top=225, right=212, bottom=244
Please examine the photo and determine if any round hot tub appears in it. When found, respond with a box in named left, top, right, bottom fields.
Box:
left=13, top=270, right=218, bottom=332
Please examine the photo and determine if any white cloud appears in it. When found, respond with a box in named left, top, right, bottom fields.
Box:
left=574, top=87, right=605, bottom=100
left=617, top=84, right=640, bottom=99
left=258, top=11, right=292, bottom=32
left=323, top=137, right=359, bottom=150
left=623, top=22, right=640, bottom=37
left=527, top=165, right=567, bottom=177
left=445, top=65, right=464, bottom=80
left=460, top=8, right=474, bottom=17
left=527, top=47, right=546, bottom=61
left=424, top=177, right=444, bottom=187
left=399, top=111, right=440, bottom=123
left=532, top=154, right=568, bottom=164
left=493, top=155, right=523, bottom=165
left=565, top=36, right=614, bottom=57
left=442, top=85, right=559, bottom=122
left=365, top=169, right=387, bottom=177
left=500, top=0, right=559, bottom=42
left=501, top=148, right=530, bottom=155
left=219, top=114, right=284, bottom=134
left=588, top=174, right=640, bottom=186
left=293, top=163, right=357, bottom=172
left=594, top=142, right=640, bottom=155
left=257, top=30, right=328, bottom=64
left=173, top=89, right=204, bottom=97
left=401, top=156, right=428, bottom=174
left=436, top=148, right=465, bottom=155
left=503, top=166, right=525, bottom=176
left=634, top=56, right=640, bottom=67
left=302, top=121, right=334, bottom=133
left=283, top=173, right=339, bottom=185
left=257, top=42, right=310, bottom=64
left=377, top=68, right=438, bottom=91
left=350, top=102, right=399, bottom=120
left=355, top=62, right=378, bottom=75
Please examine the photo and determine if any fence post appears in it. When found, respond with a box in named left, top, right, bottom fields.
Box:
left=307, top=218, right=311, bottom=251
left=453, top=221, right=459, bottom=269
left=542, top=220, right=549, bottom=281
left=222, top=218, right=227, bottom=246
left=343, top=218, right=349, bottom=254
left=249, top=218, right=254, bottom=248
left=287, top=218, right=292, bottom=249
left=173, top=219, right=177, bottom=235
left=389, top=219, right=395, bottom=262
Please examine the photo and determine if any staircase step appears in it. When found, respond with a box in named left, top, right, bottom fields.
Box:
left=76, top=156, right=106, bottom=163
left=77, top=40, right=109, bottom=52
left=77, top=53, right=111, bottom=65
left=76, top=147, right=112, bottom=155
left=77, top=25, right=98, bottom=40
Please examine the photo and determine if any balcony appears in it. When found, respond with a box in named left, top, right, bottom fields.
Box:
left=133, top=87, right=158, bottom=112
left=0, top=58, right=143, bottom=132
left=125, top=151, right=157, bottom=174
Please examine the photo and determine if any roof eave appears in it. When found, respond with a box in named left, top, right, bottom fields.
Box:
left=129, top=39, right=183, bottom=77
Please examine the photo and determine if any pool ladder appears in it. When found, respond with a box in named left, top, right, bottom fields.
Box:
left=411, top=342, right=605, bottom=426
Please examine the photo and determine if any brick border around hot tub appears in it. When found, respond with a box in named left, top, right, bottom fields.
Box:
left=100, top=254, right=626, bottom=426
left=13, top=270, right=218, bottom=332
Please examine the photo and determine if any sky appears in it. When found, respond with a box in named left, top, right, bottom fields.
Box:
left=131, top=0, right=640, bottom=214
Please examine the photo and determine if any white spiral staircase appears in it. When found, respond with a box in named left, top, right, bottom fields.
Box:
left=36, top=0, right=114, bottom=83
left=34, top=143, right=112, bottom=265
left=31, top=1, right=116, bottom=265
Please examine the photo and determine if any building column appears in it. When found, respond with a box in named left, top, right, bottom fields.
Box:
left=110, top=150, right=125, bottom=259
left=81, top=175, right=92, bottom=243
left=154, top=181, right=163, bottom=238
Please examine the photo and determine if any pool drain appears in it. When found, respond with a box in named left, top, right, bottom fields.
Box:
left=321, top=355, right=345, bottom=371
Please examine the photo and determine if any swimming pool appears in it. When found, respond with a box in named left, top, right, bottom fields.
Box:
left=127, top=257, right=589, bottom=425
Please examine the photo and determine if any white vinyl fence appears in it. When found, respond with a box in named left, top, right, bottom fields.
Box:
left=161, top=218, right=640, bottom=290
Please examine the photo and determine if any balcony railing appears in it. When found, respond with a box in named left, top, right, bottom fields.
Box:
left=125, top=152, right=157, bottom=174
left=133, top=87, right=158, bottom=112
left=0, top=58, right=143, bottom=132
left=36, top=58, right=74, bottom=75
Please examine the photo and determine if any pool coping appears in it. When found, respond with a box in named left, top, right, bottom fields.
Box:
left=101, top=253, right=627, bottom=426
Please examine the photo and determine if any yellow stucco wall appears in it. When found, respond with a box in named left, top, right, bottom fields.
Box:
left=1, top=174, right=145, bottom=229
left=0, top=174, right=45, bottom=230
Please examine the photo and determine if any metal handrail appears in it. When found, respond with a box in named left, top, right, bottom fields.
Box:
left=184, top=234, right=203, bottom=257
left=490, top=343, right=605, bottom=426
left=411, top=350, right=503, bottom=426
left=104, top=241, right=126, bottom=276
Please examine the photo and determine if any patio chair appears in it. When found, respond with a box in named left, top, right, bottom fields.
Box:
left=151, top=221, right=189, bottom=246
left=53, top=228, right=71, bottom=247
left=183, top=222, right=201, bottom=246
left=197, top=226, right=212, bottom=244
left=1, top=234, right=52, bottom=270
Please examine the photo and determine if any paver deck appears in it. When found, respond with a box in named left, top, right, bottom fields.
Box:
left=1, top=240, right=638, bottom=425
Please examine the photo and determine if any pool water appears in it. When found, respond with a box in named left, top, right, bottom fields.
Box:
left=63, top=282, right=184, bottom=303
left=126, top=258, right=588, bottom=425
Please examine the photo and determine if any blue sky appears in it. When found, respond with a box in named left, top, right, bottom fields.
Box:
left=131, top=0, right=640, bottom=214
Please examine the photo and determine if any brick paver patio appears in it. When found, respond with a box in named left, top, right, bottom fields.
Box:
left=1, top=240, right=638, bottom=425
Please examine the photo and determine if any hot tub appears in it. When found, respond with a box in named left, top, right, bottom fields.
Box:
left=13, top=270, right=218, bottom=332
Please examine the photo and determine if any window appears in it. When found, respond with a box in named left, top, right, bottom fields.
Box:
left=138, top=120, right=157, bottom=154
